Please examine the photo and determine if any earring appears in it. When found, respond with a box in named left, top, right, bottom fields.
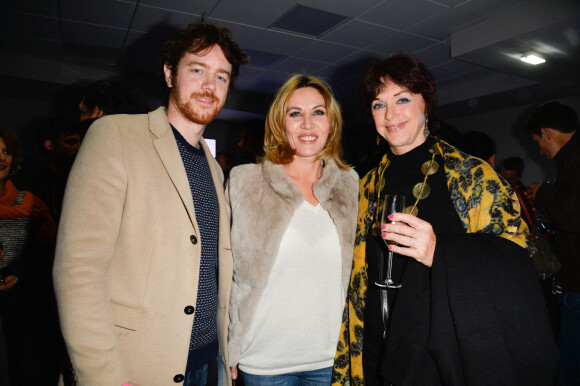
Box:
left=376, top=135, right=381, bottom=146
left=424, top=117, right=430, bottom=138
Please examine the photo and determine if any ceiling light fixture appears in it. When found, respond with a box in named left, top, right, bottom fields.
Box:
left=521, top=54, right=546, bottom=65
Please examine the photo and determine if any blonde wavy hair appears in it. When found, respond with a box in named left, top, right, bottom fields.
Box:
left=263, top=74, right=350, bottom=170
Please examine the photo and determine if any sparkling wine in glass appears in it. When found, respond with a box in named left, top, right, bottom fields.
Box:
left=375, top=194, right=405, bottom=289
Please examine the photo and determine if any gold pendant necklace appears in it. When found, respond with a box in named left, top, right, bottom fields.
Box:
left=374, top=144, right=440, bottom=234
left=406, top=148, right=438, bottom=216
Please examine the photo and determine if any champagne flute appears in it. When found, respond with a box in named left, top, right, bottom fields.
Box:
left=375, top=194, right=405, bottom=289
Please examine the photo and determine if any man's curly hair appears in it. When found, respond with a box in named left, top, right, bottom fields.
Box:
left=159, top=19, right=250, bottom=92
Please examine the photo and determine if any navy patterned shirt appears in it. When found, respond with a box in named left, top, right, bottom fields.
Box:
left=172, top=126, right=219, bottom=371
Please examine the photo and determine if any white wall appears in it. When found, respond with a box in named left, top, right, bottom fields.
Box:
left=444, top=96, right=580, bottom=186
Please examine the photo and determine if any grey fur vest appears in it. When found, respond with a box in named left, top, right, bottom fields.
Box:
left=226, top=159, right=359, bottom=366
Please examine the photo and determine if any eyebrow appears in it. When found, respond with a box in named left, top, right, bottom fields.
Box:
left=185, top=60, right=232, bottom=78
left=373, top=90, right=409, bottom=101
left=286, top=104, right=326, bottom=112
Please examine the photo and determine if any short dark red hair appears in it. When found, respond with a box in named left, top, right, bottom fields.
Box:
left=360, top=52, right=439, bottom=131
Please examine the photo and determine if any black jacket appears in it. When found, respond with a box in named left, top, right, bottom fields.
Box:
left=535, top=131, right=580, bottom=291
left=382, top=234, right=559, bottom=386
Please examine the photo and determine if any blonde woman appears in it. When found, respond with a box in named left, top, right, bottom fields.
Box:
left=227, top=75, right=358, bottom=385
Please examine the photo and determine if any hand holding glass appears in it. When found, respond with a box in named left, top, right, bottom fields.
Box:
left=376, top=194, right=405, bottom=289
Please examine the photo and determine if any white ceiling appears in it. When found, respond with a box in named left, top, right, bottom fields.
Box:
left=1, top=0, right=579, bottom=122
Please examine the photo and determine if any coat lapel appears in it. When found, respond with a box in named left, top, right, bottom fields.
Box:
left=148, top=108, right=196, bottom=226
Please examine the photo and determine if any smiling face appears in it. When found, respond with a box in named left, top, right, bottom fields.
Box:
left=284, top=87, right=330, bottom=162
left=0, top=137, right=13, bottom=184
left=371, top=78, right=427, bottom=155
left=165, top=45, right=232, bottom=126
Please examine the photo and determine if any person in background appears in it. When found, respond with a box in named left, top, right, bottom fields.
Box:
left=497, top=156, right=534, bottom=226
left=332, top=52, right=558, bottom=386
left=0, top=126, right=56, bottom=385
left=53, top=20, right=249, bottom=385
left=15, top=117, right=82, bottom=223
left=14, top=117, right=84, bottom=385
left=237, top=118, right=265, bottom=164
left=498, top=156, right=557, bottom=332
left=459, top=130, right=497, bottom=166
left=227, top=74, right=358, bottom=385
left=526, top=101, right=580, bottom=386
left=78, top=76, right=149, bottom=121
left=433, top=120, right=462, bottom=148
left=215, top=151, right=234, bottom=185
left=498, top=156, right=526, bottom=190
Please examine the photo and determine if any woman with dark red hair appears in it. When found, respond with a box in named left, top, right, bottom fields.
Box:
left=332, top=52, right=558, bottom=386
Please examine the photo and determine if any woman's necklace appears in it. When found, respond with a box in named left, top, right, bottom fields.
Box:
left=407, top=148, right=439, bottom=215
left=374, top=144, right=440, bottom=229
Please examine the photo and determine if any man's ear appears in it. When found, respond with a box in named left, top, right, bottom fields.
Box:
left=163, top=64, right=173, bottom=88
left=95, top=107, right=104, bottom=118
left=541, top=127, right=552, bottom=140
left=44, top=139, right=54, bottom=152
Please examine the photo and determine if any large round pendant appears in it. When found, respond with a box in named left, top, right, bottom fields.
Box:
left=405, top=205, right=419, bottom=216
left=413, top=182, right=430, bottom=200
left=421, top=160, right=439, bottom=175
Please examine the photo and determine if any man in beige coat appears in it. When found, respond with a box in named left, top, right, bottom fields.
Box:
left=53, top=21, right=249, bottom=385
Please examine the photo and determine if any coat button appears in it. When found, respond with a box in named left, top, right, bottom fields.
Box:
left=173, top=374, right=184, bottom=383
left=184, top=305, right=194, bottom=315
left=190, top=235, right=198, bottom=244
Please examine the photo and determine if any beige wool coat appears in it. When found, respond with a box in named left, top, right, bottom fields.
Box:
left=53, top=107, right=233, bottom=385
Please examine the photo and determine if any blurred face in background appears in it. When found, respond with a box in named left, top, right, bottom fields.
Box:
left=0, top=137, right=13, bottom=184
left=499, top=168, right=522, bottom=185
left=531, top=129, right=562, bottom=160
left=45, top=132, right=81, bottom=160
left=55, top=133, right=81, bottom=159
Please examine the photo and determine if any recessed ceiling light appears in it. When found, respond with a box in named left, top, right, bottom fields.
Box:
left=521, top=54, right=546, bottom=65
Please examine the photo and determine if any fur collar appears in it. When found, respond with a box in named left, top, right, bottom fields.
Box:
left=228, top=158, right=358, bottom=290
left=261, top=158, right=342, bottom=203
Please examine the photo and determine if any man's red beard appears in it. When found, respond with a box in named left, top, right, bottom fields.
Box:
left=171, top=85, right=223, bottom=125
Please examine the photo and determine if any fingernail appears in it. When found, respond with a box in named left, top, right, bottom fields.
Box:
left=388, top=214, right=394, bottom=220
left=388, top=245, right=393, bottom=250
left=380, top=224, right=386, bottom=230
left=381, top=232, right=386, bottom=237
